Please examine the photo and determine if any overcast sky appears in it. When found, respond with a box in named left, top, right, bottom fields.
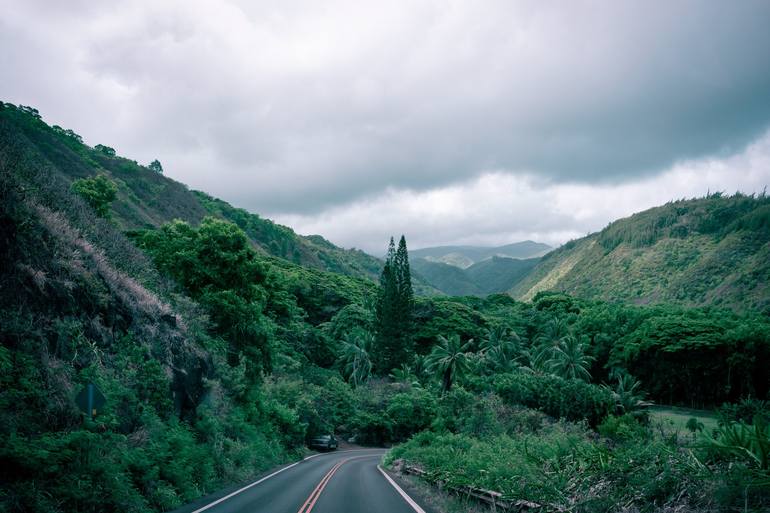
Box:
left=3, top=1, right=770, bottom=253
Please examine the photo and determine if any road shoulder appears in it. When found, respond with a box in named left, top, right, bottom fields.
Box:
left=378, top=465, right=442, bottom=513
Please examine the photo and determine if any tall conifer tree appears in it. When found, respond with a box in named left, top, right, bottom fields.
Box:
left=374, top=235, right=414, bottom=373
left=394, top=235, right=414, bottom=336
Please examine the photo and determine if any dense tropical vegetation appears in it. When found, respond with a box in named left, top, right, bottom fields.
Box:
left=1, top=102, right=769, bottom=512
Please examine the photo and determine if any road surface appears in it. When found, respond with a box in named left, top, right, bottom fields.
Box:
left=175, top=449, right=431, bottom=513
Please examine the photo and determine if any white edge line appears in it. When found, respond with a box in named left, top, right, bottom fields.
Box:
left=377, top=465, right=427, bottom=513
left=191, top=460, right=302, bottom=513
left=192, top=449, right=384, bottom=513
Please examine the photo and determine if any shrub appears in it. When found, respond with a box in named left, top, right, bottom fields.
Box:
left=598, top=414, right=650, bottom=441
left=686, top=417, right=704, bottom=434
left=494, top=372, right=613, bottom=427
left=386, top=390, right=437, bottom=442
left=433, top=387, right=476, bottom=433
left=386, top=422, right=749, bottom=511
left=71, top=175, right=118, bottom=218
left=500, top=406, right=551, bottom=434
left=350, top=411, right=392, bottom=445
left=718, top=398, right=770, bottom=426
left=263, top=399, right=306, bottom=449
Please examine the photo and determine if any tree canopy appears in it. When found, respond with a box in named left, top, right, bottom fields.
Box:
left=148, top=159, right=163, bottom=173
left=71, top=174, right=117, bottom=218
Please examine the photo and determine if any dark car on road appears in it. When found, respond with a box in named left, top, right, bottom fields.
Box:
left=309, top=434, right=338, bottom=451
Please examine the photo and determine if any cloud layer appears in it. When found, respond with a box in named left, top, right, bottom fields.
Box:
left=2, top=0, right=770, bottom=250
left=277, top=130, right=770, bottom=252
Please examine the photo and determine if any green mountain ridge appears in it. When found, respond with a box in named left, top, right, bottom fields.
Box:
left=465, top=255, right=540, bottom=294
left=411, top=259, right=482, bottom=296
left=412, top=255, right=540, bottom=296
left=410, top=240, right=551, bottom=268
left=511, top=194, right=770, bottom=312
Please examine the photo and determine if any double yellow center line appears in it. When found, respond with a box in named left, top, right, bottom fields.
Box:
left=296, top=455, right=374, bottom=513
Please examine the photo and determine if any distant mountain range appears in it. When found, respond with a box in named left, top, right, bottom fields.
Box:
left=412, top=255, right=540, bottom=296
left=409, top=241, right=550, bottom=296
left=410, top=241, right=552, bottom=269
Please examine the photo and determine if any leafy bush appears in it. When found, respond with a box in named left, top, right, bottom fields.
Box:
left=347, top=385, right=439, bottom=445
left=718, top=398, right=770, bottom=426
left=686, top=417, right=704, bottom=434
left=387, top=424, right=695, bottom=510
left=71, top=175, right=118, bottom=218
left=601, top=372, right=652, bottom=421
left=350, top=411, right=392, bottom=445
left=494, top=372, right=613, bottom=427
left=386, top=390, right=437, bottom=442
left=433, top=389, right=523, bottom=436
left=598, top=414, right=649, bottom=441
left=261, top=376, right=353, bottom=442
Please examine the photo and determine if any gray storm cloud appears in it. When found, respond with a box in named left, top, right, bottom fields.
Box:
left=2, top=0, right=770, bottom=247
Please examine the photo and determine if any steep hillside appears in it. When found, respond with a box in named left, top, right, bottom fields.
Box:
left=0, top=111, right=293, bottom=511
left=511, top=194, right=770, bottom=312
left=410, top=241, right=551, bottom=268
left=412, top=256, right=540, bottom=296
left=0, top=103, right=399, bottom=286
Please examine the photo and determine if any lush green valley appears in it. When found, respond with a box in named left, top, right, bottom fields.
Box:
left=2, top=102, right=770, bottom=512
left=411, top=259, right=483, bottom=296
left=412, top=256, right=540, bottom=296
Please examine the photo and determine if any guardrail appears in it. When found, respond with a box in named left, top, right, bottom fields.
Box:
left=396, top=461, right=542, bottom=512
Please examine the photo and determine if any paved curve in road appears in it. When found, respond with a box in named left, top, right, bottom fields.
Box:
left=176, top=449, right=430, bottom=513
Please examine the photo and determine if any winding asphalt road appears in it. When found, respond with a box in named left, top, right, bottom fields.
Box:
left=174, top=449, right=430, bottom=513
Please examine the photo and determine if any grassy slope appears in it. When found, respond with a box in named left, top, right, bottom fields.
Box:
left=511, top=195, right=770, bottom=312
